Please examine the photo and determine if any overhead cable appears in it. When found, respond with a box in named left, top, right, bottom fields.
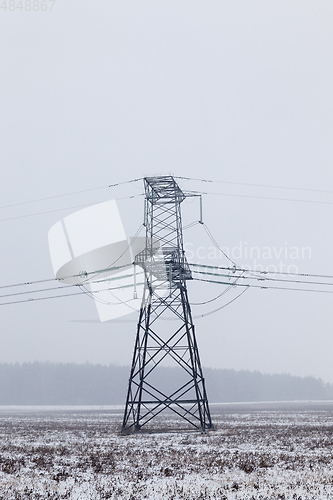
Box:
left=191, top=283, right=234, bottom=306
left=191, top=268, right=333, bottom=288
left=0, top=281, right=145, bottom=307
left=0, top=263, right=131, bottom=291
left=176, top=176, right=333, bottom=196
left=193, top=286, right=249, bottom=319
left=0, top=194, right=144, bottom=223
left=200, top=191, right=333, bottom=206
left=4, top=258, right=333, bottom=295
left=193, top=277, right=333, bottom=294
left=0, top=272, right=138, bottom=301
left=189, top=262, right=333, bottom=280
left=3, top=270, right=333, bottom=308
left=191, top=271, right=245, bottom=306
left=79, top=223, right=144, bottom=285
left=0, top=177, right=143, bottom=211
left=201, top=223, right=236, bottom=267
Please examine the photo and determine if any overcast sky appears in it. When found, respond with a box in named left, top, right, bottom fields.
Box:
left=1, top=1, right=333, bottom=382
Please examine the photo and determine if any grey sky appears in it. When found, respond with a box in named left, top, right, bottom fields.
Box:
left=1, top=1, right=333, bottom=381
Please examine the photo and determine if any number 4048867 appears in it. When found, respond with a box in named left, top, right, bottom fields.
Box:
left=1, top=0, right=55, bottom=10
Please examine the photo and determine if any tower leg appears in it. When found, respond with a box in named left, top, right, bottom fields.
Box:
left=121, top=286, right=212, bottom=433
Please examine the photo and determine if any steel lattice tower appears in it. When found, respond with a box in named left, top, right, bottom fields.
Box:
left=121, top=176, right=212, bottom=433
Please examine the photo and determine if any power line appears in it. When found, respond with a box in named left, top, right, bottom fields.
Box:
left=0, top=193, right=144, bottom=223
left=183, top=221, right=201, bottom=231
left=0, top=281, right=145, bottom=307
left=0, top=222, right=143, bottom=292
left=2, top=211, right=333, bottom=302
left=191, top=270, right=246, bottom=306
left=0, top=178, right=143, bottom=211
left=193, top=287, right=249, bottom=319
left=193, top=277, right=333, bottom=294
left=3, top=259, right=333, bottom=298
left=175, top=176, right=333, bottom=196
left=74, top=280, right=143, bottom=310
left=0, top=272, right=139, bottom=301
left=201, top=191, right=333, bottom=206
left=75, top=224, right=146, bottom=308
left=4, top=175, right=331, bottom=224
left=176, top=176, right=333, bottom=205
left=247, top=271, right=333, bottom=288
left=79, top=224, right=144, bottom=285
left=0, top=221, right=142, bottom=296
left=191, top=283, right=234, bottom=306
left=201, top=223, right=236, bottom=266
left=2, top=174, right=331, bottom=226
left=189, top=262, right=333, bottom=280
left=159, top=283, right=249, bottom=321
left=3, top=266, right=333, bottom=307
left=4, top=174, right=333, bottom=316
left=0, top=263, right=132, bottom=291
left=191, top=268, right=333, bottom=288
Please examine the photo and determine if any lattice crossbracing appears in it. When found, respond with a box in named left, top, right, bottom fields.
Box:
left=121, top=176, right=212, bottom=433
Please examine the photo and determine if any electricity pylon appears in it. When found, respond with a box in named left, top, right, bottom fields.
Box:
left=121, top=176, right=212, bottom=433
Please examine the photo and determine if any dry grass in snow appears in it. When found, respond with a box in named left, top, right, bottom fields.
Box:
left=1, top=402, right=333, bottom=499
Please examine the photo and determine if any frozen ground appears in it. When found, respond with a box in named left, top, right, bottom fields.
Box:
left=1, top=402, right=333, bottom=499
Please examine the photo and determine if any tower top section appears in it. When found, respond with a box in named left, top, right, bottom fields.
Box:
left=144, top=176, right=186, bottom=204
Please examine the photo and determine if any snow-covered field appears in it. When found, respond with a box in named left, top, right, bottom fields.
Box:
left=1, top=402, right=333, bottom=499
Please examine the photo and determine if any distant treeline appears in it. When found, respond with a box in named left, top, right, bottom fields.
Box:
left=0, top=362, right=332, bottom=405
